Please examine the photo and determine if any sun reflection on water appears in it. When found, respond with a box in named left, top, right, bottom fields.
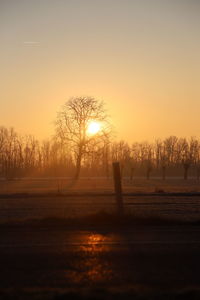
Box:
left=66, top=232, right=117, bottom=285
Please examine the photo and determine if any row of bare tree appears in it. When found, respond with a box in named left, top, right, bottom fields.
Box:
left=0, top=126, right=200, bottom=180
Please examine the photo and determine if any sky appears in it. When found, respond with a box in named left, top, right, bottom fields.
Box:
left=0, top=0, right=200, bottom=142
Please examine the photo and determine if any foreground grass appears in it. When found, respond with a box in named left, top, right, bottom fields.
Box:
left=1, top=287, right=200, bottom=300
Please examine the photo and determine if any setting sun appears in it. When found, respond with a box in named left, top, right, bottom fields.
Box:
left=87, top=121, right=101, bottom=135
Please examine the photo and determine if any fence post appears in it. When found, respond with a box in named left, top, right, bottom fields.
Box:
left=112, top=162, right=124, bottom=215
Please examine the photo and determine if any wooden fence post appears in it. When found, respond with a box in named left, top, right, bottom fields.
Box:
left=112, top=162, right=124, bottom=215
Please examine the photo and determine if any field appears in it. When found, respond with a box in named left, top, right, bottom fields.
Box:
left=0, top=177, right=200, bottom=222
left=1, top=176, right=200, bottom=194
left=1, top=177, right=200, bottom=300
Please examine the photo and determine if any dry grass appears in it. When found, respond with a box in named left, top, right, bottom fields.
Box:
left=1, top=287, right=200, bottom=300
left=1, top=178, right=200, bottom=223
left=0, top=177, right=200, bottom=194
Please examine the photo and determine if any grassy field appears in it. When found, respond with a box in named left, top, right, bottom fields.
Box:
left=1, top=194, right=200, bottom=222
left=0, top=177, right=200, bottom=194
left=0, top=177, right=200, bottom=222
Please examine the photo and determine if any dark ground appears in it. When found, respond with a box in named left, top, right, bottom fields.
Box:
left=1, top=178, right=200, bottom=299
left=1, top=223, right=200, bottom=299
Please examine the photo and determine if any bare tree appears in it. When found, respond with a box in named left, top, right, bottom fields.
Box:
left=55, top=96, right=111, bottom=180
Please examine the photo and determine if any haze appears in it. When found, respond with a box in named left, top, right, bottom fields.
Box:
left=0, top=0, right=200, bottom=142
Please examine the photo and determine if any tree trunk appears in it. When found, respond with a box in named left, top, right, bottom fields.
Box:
left=130, top=167, right=134, bottom=182
left=74, top=154, right=82, bottom=180
left=162, top=166, right=166, bottom=180
left=183, top=164, right=190, bottom=180
left=146, top=167, right=151, bottom=180
left=120, top=163, right=124, bottom=179
left=146, top=165, right=152, bottom=180
left=105, top=161, right=109, bottom=178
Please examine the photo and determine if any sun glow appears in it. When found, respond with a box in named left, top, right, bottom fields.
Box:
left=87, top=121, right=101, bottom=135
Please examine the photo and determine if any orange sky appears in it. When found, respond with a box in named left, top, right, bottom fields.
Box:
left=0, top=0, right=200, bottom=142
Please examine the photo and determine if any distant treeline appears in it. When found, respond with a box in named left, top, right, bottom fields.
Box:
left=0, top=126, right=200, bottom=180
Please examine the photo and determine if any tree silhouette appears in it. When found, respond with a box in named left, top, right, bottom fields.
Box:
left=55, top=96, right=111, bottom=181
